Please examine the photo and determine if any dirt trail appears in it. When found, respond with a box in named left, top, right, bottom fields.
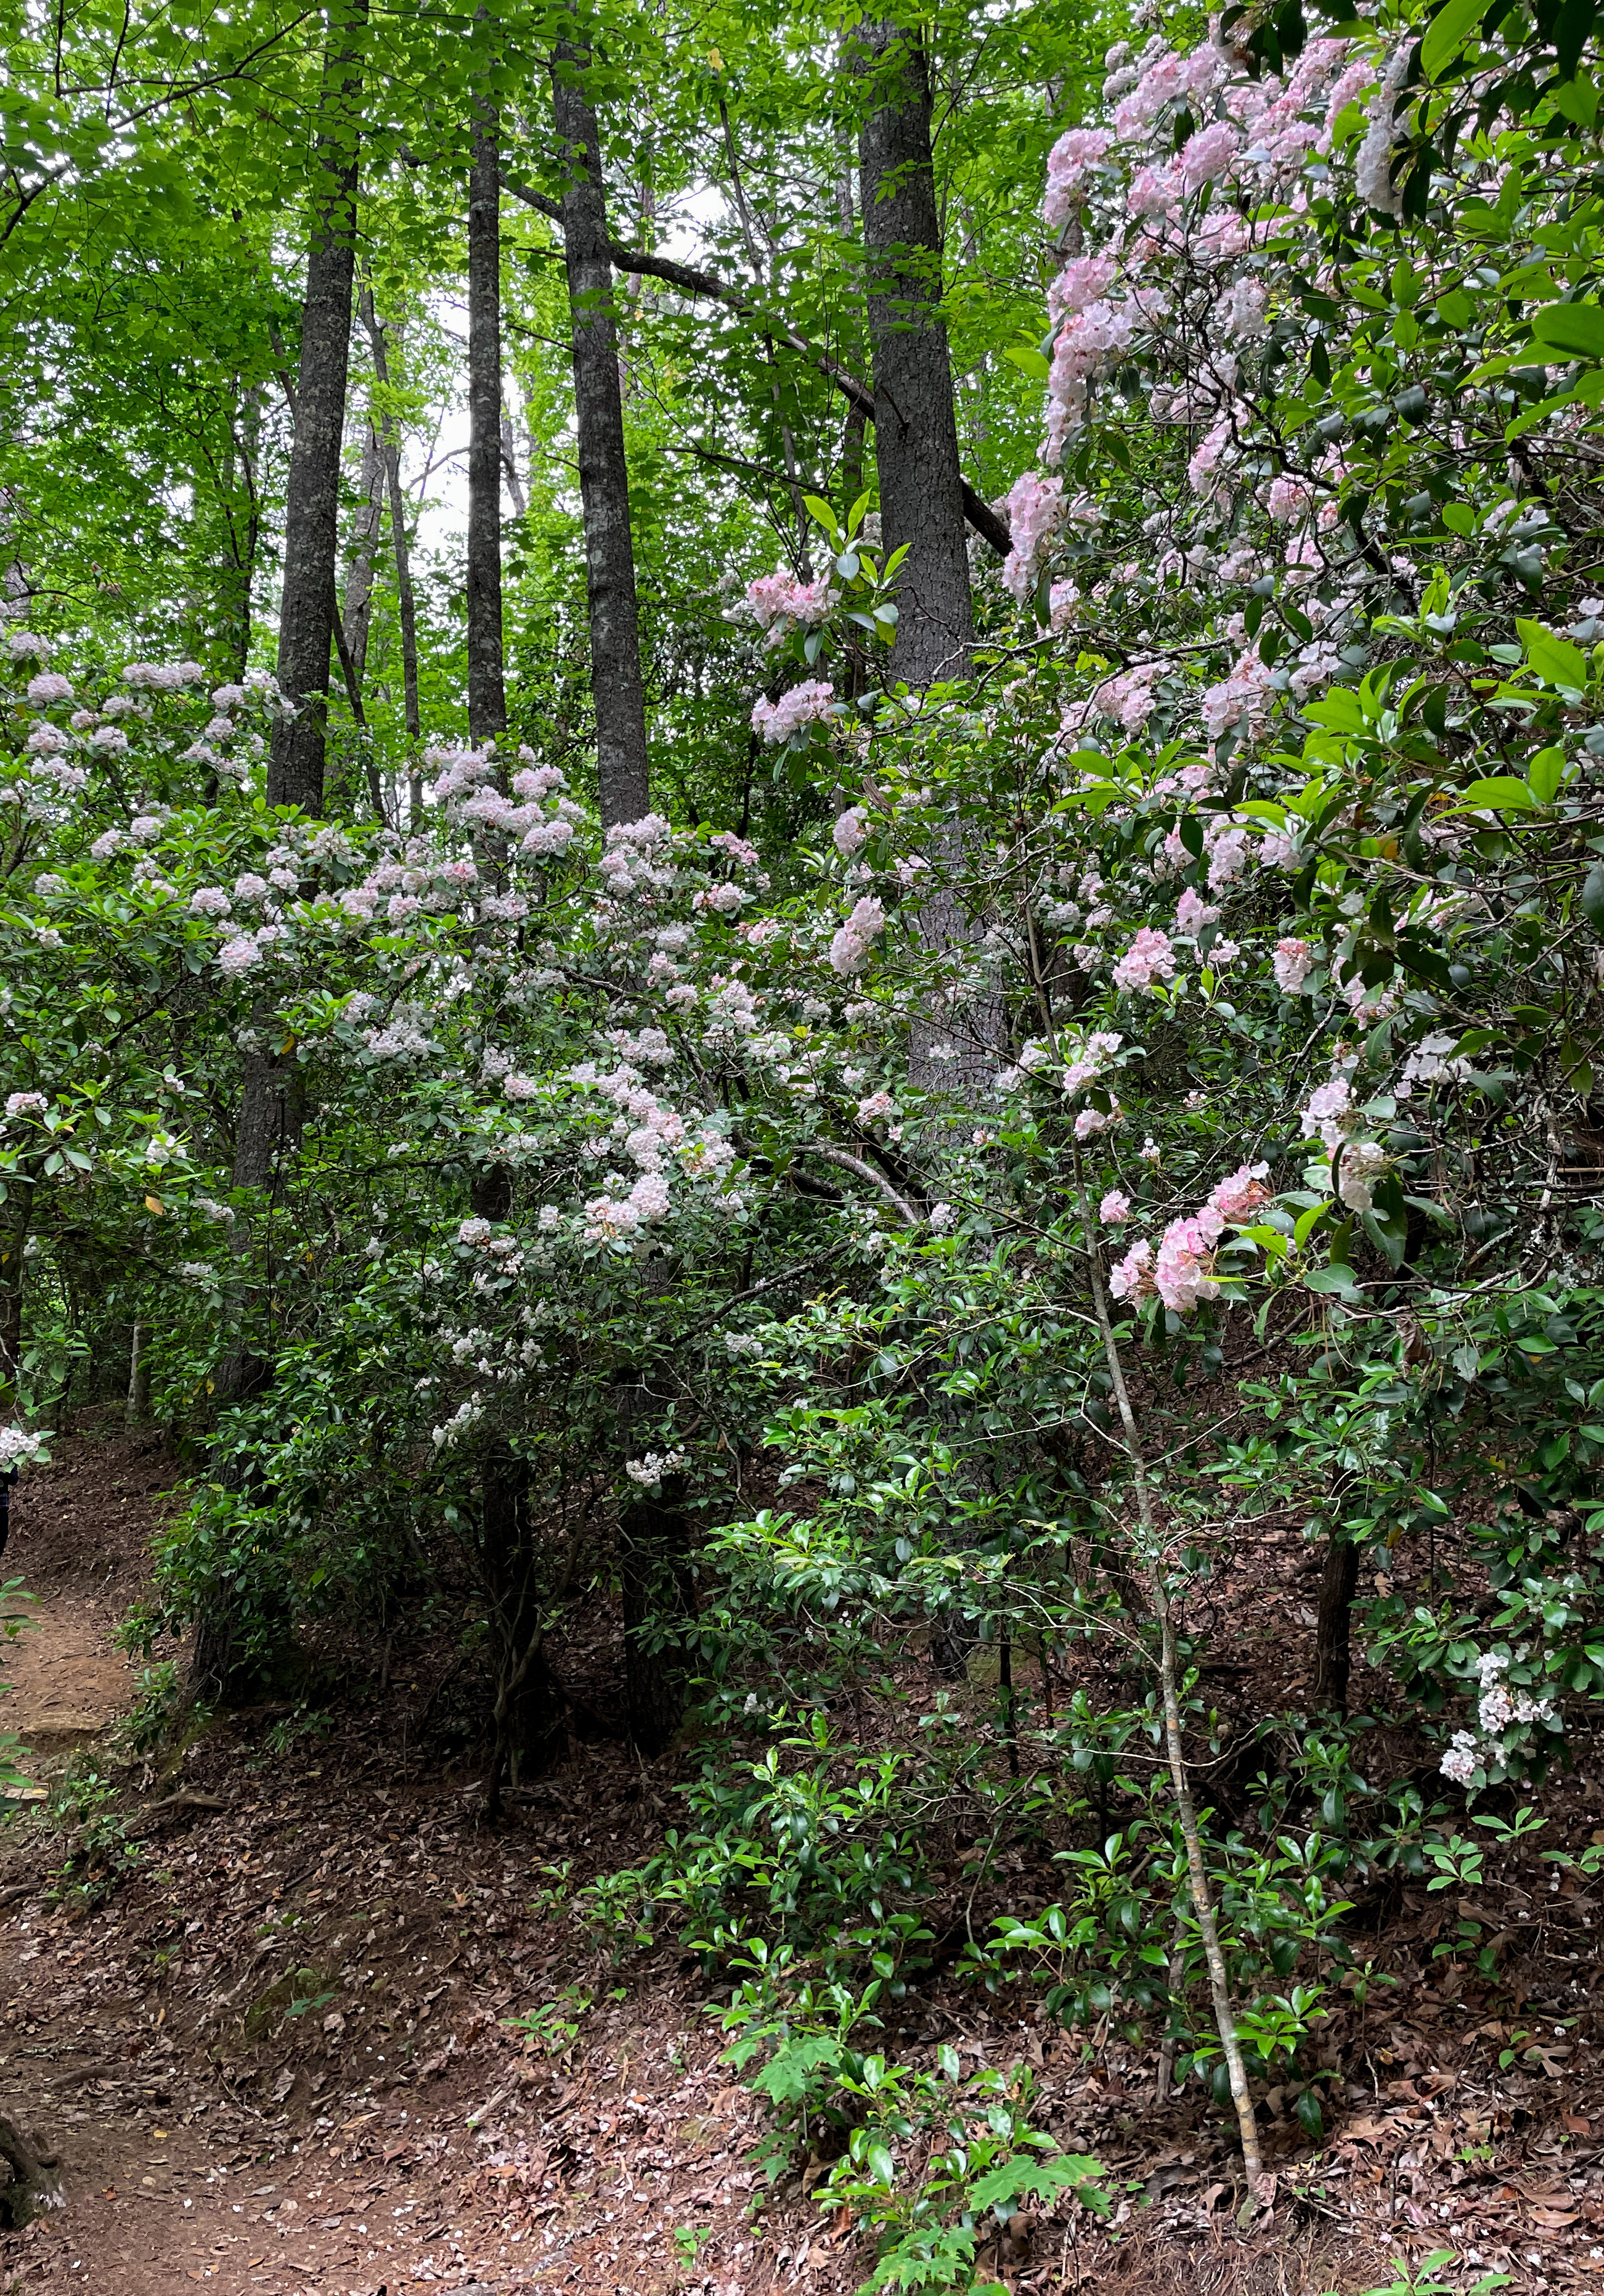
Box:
left=0, top=1424, right=763, bottom=2296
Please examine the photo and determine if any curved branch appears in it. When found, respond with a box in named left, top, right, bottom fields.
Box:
left=500, top=171, right=1009, bottom=558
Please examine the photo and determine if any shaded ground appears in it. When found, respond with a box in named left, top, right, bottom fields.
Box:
left=0, top=1425, right=1597, bottom=2295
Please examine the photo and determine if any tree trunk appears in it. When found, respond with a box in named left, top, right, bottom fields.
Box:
left=853, top=20, right=999, bottom=1092
left=267, top=0, right=367, bottom=814
left=192, top=1052, right=304, bottom=1704
left=853, top=18, right=973, bottom=689
left=0, top=2114, right=63, bottom=2228
left=481, top=1444, right=566, bottom=1818
left=619, top=1475, right=694, bottom=1758
left=126, top=1322, right=150, bottom=1425
left=360, top=292, right=423, bottom=825
left=1313, top=1534, right=1361, bottom=1713
left=0, top=1200, right=25, bottom=1415
left=551, top=38, right=651, bottom=830
left=343, top=414, right=385, bottom=690
left=467, top=91, right=508, bottom=748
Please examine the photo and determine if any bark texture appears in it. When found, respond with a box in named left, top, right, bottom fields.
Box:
left=360, top=293, right=423, bottom=822
left=551, top=40, right=651, bottom=829
left=267, top=0, right=367, bottom=813
left=467, top=93, right=508, bottom=747
left=1313, top=1532, right=1361, bottom=1712
left=853, top=18, right=974, bottom=688
left=0, top=2115, right=62, bottom=2228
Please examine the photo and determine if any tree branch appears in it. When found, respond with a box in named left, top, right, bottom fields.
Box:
left=500, top=171, right=1009, bottom=558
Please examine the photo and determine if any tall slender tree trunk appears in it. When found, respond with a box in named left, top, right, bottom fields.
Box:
left=360, top=291, right=423, bottom=824
left=551, top=37, right=650, bottom=830
left=192, top=1053, right=304, bottom=1703
left=467, top=90, right=508, bottom=748
left=853, top=22, right=999, bottom=1087
left=1076, top=1159, right=1268, bottom=2206
left=343, top=415, right=385, bottom=690
left=268, top=0, right=367, bottom=813
left=1313, top=1533, right=1361, bottom=1712
left=852, top=19, right=973, bottom=688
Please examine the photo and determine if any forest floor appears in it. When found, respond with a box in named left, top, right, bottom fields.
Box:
left=0, top=1422, right=1598, bottom=2296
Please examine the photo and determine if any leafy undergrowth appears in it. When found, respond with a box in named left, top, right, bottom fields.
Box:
left=0, top=1430, right=1598, bottom=2295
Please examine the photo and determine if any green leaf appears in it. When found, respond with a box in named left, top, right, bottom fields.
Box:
left=1002, top=343, right=1050, bottom=380
left=1528, top=747, right=1563, bottom=803
left=802, top=494, right=839, bottom=537
left=1306, top=1264, right=1362, bottom=1298
left=1451, top=776, right=1537, bottom=812
left=1531, top=302, right=1604, bottom=362
left=1581, top=862, right=1604, bottom=929
left=1516, top=618, right=1588, bottom=689
left=1422, top=0, right=1489, bottom=78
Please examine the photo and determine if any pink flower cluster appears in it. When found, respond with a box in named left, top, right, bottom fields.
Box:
left=1044, top=128, right=1113, bottom=230
left=1112, top=927, right=1176, bottom=992
left=1107, top=1162, right=1270, bottom=1314
left=739, top=570, right=838, bottom=645
left=752, top=680, right=835, bottom=745
left=829, top=894, right=887, bottom=978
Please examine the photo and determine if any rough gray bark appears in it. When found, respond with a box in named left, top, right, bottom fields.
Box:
left=467, top=92, right=508, bottom=748
left=267, top=0, right=367, bottom=812
left=550, top=39, right=651, bottom=829
left=360, top=291, right=423, bottom=824
left=853, top=18, right=974, bottom=687
left=343, top=413, right=385, bottom=689
left=126, top=1322, right=150, bottom=1425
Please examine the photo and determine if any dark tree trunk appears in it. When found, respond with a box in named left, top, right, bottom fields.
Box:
left=267, top=0, right=367, bottom=813
left=853, top=18, right=973, bottom=689
left=481, top=1445, right=566, bottom=1819
left=854, top=22, right=1000, bottom=1090
left=619, top=1476, right=694, bottom=1758
left=467, top=93, right=508, bottom=748
left=0, top=2115, right=62, bottom=2228
left=1313, top=1534, right=1361, bottom=1713
left=0, top=1201, right=25, bottom=1414
left=551, top=38, right=650, bottom=829
left=192, top=1052, right=304, bottom=1704
left=360, top=292, right=423, bottom=823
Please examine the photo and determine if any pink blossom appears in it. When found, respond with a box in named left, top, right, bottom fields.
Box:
left=218, top=935, right=260, bottom=978
left=1273, top=938, right=1313, bottom=993
left=1154, top=1214, right=1221, bottom=1312
left=26, top=672, right=71, bottom=706
left=1112, top=927, right=1176, bottom=992
left=752, top=680, right=835, bottom=745
left=741, top=569, right=837, bottom=642
left=1094, top=663, right=1161, bottom=732
left=1074, top=1100, right=1122, bottom=1140
left=1207, top=1162, right=1271, bottom=1221
left=833, top=807, right=867, bottom=857
left=1001, top=471, right=1065, bottom=603
left=1179, top=121, right=1240, bottom=190
left=831, top=893, right=887, bottom=978
left=1100, top=1190, right=1131, bottom=1225
left=1109, top=1238, right=1155, bottom=1303
left=1044, top=128, right=1113, bottom=229
left=1175, top=886, right=1220, bottom=936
